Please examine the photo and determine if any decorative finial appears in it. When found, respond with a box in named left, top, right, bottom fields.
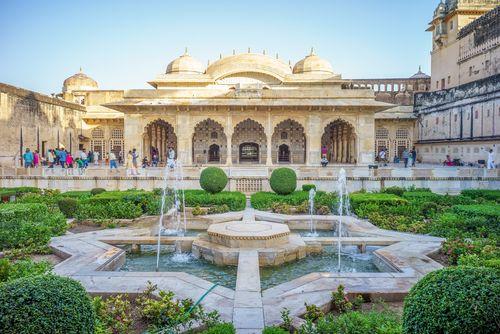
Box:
left=79, top=66, right=83, bottom=73
left=310, top=47, right=315, bottom=55
left=248, top=47, right=251, bottom=53
left=207, top=59, right=210, bottom=66
left=275, top=53, right=279, bottom=59
left=263, top=49, right=266, bottom=55
left=232, top=49, right=236, bottom=55
left=418, top=65, right=422, bottom=72
left=288, top=59, right=291, bottom=66
left=219, top=53, right=222, bottom=59
left=184, top=47, right=188, bottom=55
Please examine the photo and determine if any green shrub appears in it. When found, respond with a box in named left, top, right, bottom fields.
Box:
left=184, top=190, right=245, bottom=211
left=251, top=191, right=337, bottom=211
left=91, top=188, right=106, bottom=196
left=349, top=193, right=407, bottom=209
left=270, top=168, right=297, bottom=195
left=0, top=203, right=67, bottom=251
left=309, top=309, right=402, bottom=334
left=61, top=190, right=92, bottom=199
left=76, top=201, right=143, bottom=220
left=207, top=204, right=230, bottom=214
left=92, top=295, right=132, bottom=334
left=461, top=189, right=500, bottom=202
left=201, top=322, right=236, bottom=334
left=0, top=275, right=95, bottom=334
left=200, top=167, right=228, bottom=194
left=0, top=187, right=40, bottom=197
left=403, top=267, right=499, bottom=334
left=262, top=326, right=289, bottom=334
left=271, top=202, right=292, bottom=214
left=382, top=186, right=405, bottom=197
left=192, top=205, right=207, bottom=216
left=452, top=204, right=500, bottom=222
left=302, top=184, right=317, bottom=192
left=57, top=197, right=78, bottom=218
left=0, top=258, right=51, bottom=283
left=14, top=192, right=61, bottom=208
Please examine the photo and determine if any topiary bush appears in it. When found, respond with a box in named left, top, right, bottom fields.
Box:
left=90, top=187, right=106, bottom=196
left=184, top=190, right=246, bottom=211
left=0, top=275, right=95, bottom=334
left=403, top=267, right=500, bottom=334
left=270, top=168, right=297, bottom=195
left=302, top=184, right=316, bottom=192
left=382, top=186, right=405, bottom=197
left=200, top=167, right=228, bottom=194
left=57, top=197, right=78, bottom=218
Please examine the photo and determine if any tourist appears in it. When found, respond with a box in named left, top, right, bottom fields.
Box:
left=411, top=146, right=417, bottom=167
left=152, top=153, right=159, bottom=167
left=33, top=150, right=40, bottom=168
left=54, top=147, right=60, bottom=165
left=80, top=149, right=88, bottom=168
left=487, top=148, right=495, bottom=169
left=402, top=149, right=409, bottom=168
left=66, top=151, right=73, bottom=168
left=47, top=149, right=55, bottom=168
left=88, top=150, right=94, bottom=164
left=167, top=147, right=175, bottom=168
left=132, top=148, right=140, bottom=174
left=109, top=151, right=118, bottom=171
left=321, top=145, right=327, bottom=158
left=75, top=157, right=85, bottom=175
left=320, top=156, right=328, bottom=167
left=378, top=148, right=387, bottom=166
left=118, top=151, right=123, bottom=165
left=142, top=156, right=149, bottom=168
left=94, top=151, right=100, bottom=166
left=22, top=148, right=34, bottom=168
left=443, top=155, right=454, bottom=166
left=58, top=148, right=67, bottom=168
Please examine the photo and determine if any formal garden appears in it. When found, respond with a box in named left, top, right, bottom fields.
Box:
left=0, top=166, right=499, bottom=333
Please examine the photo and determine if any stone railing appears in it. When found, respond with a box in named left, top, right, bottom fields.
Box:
left=458, top=36, right=500, bottom=63
left=414, top=73, right=500, bottom=112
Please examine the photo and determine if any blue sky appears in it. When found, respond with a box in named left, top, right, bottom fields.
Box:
left=0, top=0, right=438, bottom=95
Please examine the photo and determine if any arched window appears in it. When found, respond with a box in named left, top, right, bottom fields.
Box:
left=278, top=144, right=290, bottom=163
left=280, top=131, right=288, bottom=140
left=208, top=144, right=220, bottom=162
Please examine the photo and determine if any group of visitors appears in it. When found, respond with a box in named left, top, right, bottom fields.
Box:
left=136, top=147, right=177, bottom=172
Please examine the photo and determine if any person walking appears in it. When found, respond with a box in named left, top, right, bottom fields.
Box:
left=23, top=148, right=34, bottom=168
left=487, top=149, right=495, bottom=169
left=167, top=147, right=176, bottom=169
left=402, top=148, right=410, bottom=168
left=132, top=148, right=140, bottom=175
left=411, top=147, right=417, bottom=167
left=47, top=149, right=55, bottom=168
left=80, top=149, right=88, bottom=168
left=33, top=150, right=40, bottom=168
left=94, top=151, right=100, bottom=166
left=58, top=149, right=67, bottom=168
left=109, top=151, right=118, bottom=172
left=378, top=148, right=387, bottom=166
left=66, top=151, right=73, bottom=168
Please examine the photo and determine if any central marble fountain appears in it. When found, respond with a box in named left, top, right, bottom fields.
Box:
left=193, top=220, right=307, bottom=266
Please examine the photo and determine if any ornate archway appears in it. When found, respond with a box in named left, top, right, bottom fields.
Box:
left=192, top=119, right=227, bottom=164
left=271, top=119, right=306, bottom=164
left=321, top=119, right=357, bottom=164
left=143, top=120, right=177, bottom=162
left=231, top=119, right=267, bottom=164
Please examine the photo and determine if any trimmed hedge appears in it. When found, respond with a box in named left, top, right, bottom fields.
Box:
left=0, top=203, right=67, bottom=250
left=250, top=191, right=337, bottom=211
left=270, top=168, right=297, bottom=195
left=0, top=258, right=51, bottom=283
left=0, top=275, right=95, bottom=334
left=349, top=193, right=407, bottom=209
left=90, top=188, right=106, bottom=196
left=200, top=167, right=228, bottom=194
left=184, top=190, right=246, bottom=211
left=75, top=201, right=143, bottom=220
left=452, top=204, right=500, bottom=221
left=61, top=190, right=92, bottom=199
left=57, top=197, right=78, bottom=218
left=262, top=327, right=289, bottom=334
left=302, top=184, right=317, bottom=192
left=403, top=267, right=499, bottom=334
left=461, top=189, right=500, bottom=202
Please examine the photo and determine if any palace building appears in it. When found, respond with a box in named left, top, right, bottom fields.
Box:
left=32, top=49, right=426, bottom=167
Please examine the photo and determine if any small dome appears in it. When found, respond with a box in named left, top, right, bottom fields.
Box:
left=63, top=68, right=98, bottom=93
left=409, top=66, right=430, bottom=79
left=293, top=50, right=334, bottom=74
left=166, top=51, right=204, bottom=74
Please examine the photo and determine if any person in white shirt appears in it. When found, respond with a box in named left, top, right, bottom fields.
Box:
left=379, top=148, right=387, bottom=166
left=487, top=149, right=495, bottom=169
left=109, top=151, right=117, bottom=172
left=94, top=151, right=100, bottom=166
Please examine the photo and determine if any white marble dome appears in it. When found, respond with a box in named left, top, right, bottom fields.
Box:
left=62, top=69, right=98, bottom=93
left=166, top=52, right=204, bottom=74
left=293, top=51, right=334, bottom=75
